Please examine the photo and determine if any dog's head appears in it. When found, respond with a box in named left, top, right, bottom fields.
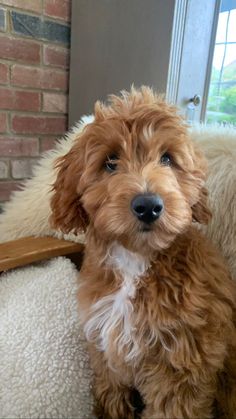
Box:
left=51, top=87, right=211, bottom=254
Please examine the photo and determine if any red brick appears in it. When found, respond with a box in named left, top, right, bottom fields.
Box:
left=11, top=65, right=68, bottom=91
left=0, top=36, right=40, bottom=64
left=0, top=113, right=7, bottom=133
left=44, top=0, right=71, bottom=21
left=12, top=115, right=67, bottom=134
left=40, top=136, right=58, bottom=152
left=11, top=158, right=37, bottom=179
left=0, top=180, right=20, bottom=201
left=0, top=63, right=8, bottom=84
left=0, top=136, right=39, bottom=156
left=0, top=87, right=40, bottom=111
left=43, top=92, right=67, bottom=113
left=0, top=0, right=42, bottom=13
left=43, top=45, right=69, bottom=69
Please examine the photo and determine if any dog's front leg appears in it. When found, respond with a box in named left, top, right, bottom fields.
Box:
left=89, top=345, right=134, bottom=419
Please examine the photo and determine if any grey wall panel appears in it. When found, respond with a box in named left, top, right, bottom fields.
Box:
left=69, top=0, right=175, bottom=126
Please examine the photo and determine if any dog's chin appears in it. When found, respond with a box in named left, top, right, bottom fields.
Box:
left=115, top=227, right=177, bottom=256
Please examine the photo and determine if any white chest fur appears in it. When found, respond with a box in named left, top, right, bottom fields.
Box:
left=84, top=243, right=149, bottom=362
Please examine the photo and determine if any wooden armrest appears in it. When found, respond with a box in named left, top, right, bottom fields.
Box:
left=0, top=236, right=84, bottom=272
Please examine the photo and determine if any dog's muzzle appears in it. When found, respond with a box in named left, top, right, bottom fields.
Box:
left=131, top=193, right=164, bottom=224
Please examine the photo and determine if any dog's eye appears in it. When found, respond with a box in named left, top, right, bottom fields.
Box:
left=105, top=154, right=118, bottom=173
left=160, top=152, right=172, bottom=166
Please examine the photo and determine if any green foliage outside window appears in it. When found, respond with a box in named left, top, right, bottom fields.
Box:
left=206, top=61, right=236, bottom=125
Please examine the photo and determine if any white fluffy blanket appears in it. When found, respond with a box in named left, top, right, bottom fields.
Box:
left=191, top=124, right=236, bottom=278
left=0, top=257, right=94, bottom=418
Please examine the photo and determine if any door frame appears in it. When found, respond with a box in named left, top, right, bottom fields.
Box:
left=166, top=0, right=188, bottom=104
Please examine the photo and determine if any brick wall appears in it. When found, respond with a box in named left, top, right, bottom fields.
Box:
left=0, top=0, right=71, bottom=206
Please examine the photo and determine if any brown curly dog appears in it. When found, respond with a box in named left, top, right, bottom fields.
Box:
left=51, top=87, right=236, bottom=419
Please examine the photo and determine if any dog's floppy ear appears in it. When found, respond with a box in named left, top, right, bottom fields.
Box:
left=50, top=140, right=89, bottom=234
left=192, top=186, right=212, bottom=224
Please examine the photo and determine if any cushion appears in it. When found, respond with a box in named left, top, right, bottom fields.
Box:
left=0, top=257, right=94, bottom=418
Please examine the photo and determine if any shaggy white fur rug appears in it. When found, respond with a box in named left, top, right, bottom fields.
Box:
left=0, top=257, right=94, bottom=418
left=190, top=124, right=236, bottom=278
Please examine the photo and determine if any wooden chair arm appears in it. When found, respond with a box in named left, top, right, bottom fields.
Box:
left=0, top=236, right=84, bottom=272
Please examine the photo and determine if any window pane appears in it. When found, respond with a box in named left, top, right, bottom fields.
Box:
left=206, top=5, right=236, bottom=125
left=215, top=12, right=228, bottom=43
left=228, top=9, right=236, bottom=42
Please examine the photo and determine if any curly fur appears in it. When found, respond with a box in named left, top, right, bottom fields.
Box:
left=52, top=87, right=236, bottom=418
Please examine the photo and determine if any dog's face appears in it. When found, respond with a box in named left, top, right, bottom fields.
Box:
left=51, top=87, right=210, bottom=254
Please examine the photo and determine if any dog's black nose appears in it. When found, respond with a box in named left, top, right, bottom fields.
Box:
left=131, top=194, right=164, bottom=224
